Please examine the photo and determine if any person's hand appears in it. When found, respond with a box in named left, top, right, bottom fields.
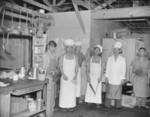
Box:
left=121, top=79, right=126, bottom=84
left=73, top=75, right=77, bottom=81
left=45, top=74, right=50, bottom=79
left=72, top=79, right=78, bottom=85
left=63, top=74, right=68, bottom=80
left=98, top=78, right=101, bottom=83
left=87, top=75, right=91, bottom=83
left=50, top=71, right=55, bottom=76
left=105, top=77, right=109, bottom=83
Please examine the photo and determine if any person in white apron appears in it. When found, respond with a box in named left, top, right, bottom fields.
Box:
left=105, top=41, right=126, bottom=110
left=75, top=41, right=85, bottom=105
left=85, top=45, right=104, bottom=109
left=59, top=39, right=79, bottom=112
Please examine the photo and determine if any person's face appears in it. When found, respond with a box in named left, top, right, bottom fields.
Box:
left=113, top=48, right=120, bottom=55
left=75, top=46, right=81, bottom=53
left=94, top=47, right=100, bottom=56
left=66, top=46, right=73, bottom=54
left=139, top=49, right=146, bottom=57
left=49, top=45, right=56, bottom=53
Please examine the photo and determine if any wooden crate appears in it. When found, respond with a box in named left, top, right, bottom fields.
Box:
left=11, top=96, right=28, bottom=115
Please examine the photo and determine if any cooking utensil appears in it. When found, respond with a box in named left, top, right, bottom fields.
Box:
left=24, top=10, right=29, bottom=35
left=114, top=85, right=122, bottom=96
left=95, top=82, right=100, bottom=96
left=32, top=13, right=37, bottom=35
left=2, top=33, right=15, bottom=60
left=89, top=83, right=96, bottom=95
left=17, top=8, right=22, bottom=34
left=10, top=5, right=15, bottom=32
left=1, top=5, right=10, bottom=33
left=37, top=14, right=43, bottom=37
left=5, top=32, right=11, bottom=55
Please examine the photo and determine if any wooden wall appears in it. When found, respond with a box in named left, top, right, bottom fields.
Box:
left=0, top=35, right=32, bottom=70
left=47, top=11, right=91, bottom=56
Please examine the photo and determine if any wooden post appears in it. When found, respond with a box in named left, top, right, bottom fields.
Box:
left=46, top=77, right=55, bottom=117
left=0, top=93, right=11, bottom=117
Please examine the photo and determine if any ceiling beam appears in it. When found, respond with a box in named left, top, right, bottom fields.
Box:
left=4, top=2, right=53, bottom=19
left=53, top=0, right=56, bottom=6
left=56, top=0, right=66, bottom=6
left=3, top=10, right=32, bottom=21
left=22, top=0, right=54, bottom=12
left=94, top=0, right=116, bottom=10
left=93, top=6, right=150, bottom=20
left=72, top=0, right=90, bottom=9
left=72, top=3, right=85, bottom=34
left=42, top=0, right=52, bottom=7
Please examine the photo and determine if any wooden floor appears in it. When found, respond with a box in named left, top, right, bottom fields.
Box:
left=53, top=103, right=149, bottom=117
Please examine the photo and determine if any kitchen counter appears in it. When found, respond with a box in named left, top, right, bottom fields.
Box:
left=0, top=78, right=48, bottom=94
left=0, top=77, right=55, bottom=117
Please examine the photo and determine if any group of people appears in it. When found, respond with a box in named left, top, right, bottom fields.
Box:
left=41, top=39, right=150, bottom=112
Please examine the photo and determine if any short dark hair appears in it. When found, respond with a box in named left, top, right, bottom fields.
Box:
left=93, top=47, right=102, bottom=57
left=139, top=47, right=146, bottom=52
left=45, top=41, right=57, bottom=51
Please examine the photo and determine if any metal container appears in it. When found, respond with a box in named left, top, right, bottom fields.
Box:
left=37, top=99, right=43, bottom=111
left=33, top=67, right=38, bottom=79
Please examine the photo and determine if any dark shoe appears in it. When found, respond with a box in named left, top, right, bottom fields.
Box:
left=116, top=107, right=122, bottom=110
left=96, top=105, right=101, bottom=109
left=134, top=106, right=140, bottom=109
left=141, top=106, right=148, bottom=110
left=61, top=108, right=68, bottom=112
left=103, top=106, right=111, bottom=111
left=54, top=107, right=59, bottom=111
left=68, top=108, right=74, bottom=112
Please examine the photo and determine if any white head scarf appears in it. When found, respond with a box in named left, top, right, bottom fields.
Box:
left=114, top=41, right=122, bottom=49
left=64, top=39, right=75, bottom=46
left=95, top=45, right=103, bottom=53
left=75, top=41, right=82, bottom=46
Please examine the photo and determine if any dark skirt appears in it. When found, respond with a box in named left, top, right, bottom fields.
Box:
left=106, top=84, right=122, bottom=100
left=133, top=75, right=149, bottom=97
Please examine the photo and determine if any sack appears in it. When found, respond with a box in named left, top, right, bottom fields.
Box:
left=121, top=95, right=136, bottom=108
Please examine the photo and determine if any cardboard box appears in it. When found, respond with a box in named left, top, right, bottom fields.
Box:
left=121, top=95, right=136, bottom=108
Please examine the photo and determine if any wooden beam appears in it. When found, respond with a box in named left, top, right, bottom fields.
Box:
left=93, top=6, right=150, bottom=20
left=42, top=0, right=52, bottom=7
left=94, top=0, right=116, bottom=10
left=5, top=2, right=53, bottom=19
left=72, top=3, right=85, bottom=34
left=72, top=0, right=90, bottom=9
left=3, top=11, right=32, bottom=21
left=56, top=0, right=66, bottom=6
left=53, top=0, right=56, bottom=6
left=22, top=0, right=54, bottom=12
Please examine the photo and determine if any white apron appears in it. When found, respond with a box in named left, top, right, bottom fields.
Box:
left=85, top=57, right=102, bottom=104
left=76, top=67, right=81, bottom=97
left=59, top=55, right=76, bottom=108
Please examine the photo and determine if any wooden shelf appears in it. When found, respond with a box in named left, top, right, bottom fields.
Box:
left=34, top=53, right=44, bottom=55
left=0, top=33, right=32, bottom=39
left=12, top=107, right=46, bottom=117
left=34, top=45, right=45, bottom=47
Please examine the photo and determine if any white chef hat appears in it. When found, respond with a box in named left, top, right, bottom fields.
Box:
left=95, top=45, right=103, bottom=52
left=75, top=41, right=82, bottom=46
left=64, top=39, right=75, bottom=46
left=114, top=41, right=122, bottom=49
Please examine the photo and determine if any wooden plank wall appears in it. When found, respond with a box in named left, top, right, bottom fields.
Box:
left=0, top=37, right=30, bottom=70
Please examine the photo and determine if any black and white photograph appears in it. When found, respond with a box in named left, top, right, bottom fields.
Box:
left=0, top=0, right=150, bottom=117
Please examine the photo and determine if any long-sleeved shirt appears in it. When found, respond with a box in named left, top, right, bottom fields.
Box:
left=76, top=52, right=85, bottom=67
left=42, top=51, right=57, bottom=74
left=105, top=55, right=126, bottom=85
